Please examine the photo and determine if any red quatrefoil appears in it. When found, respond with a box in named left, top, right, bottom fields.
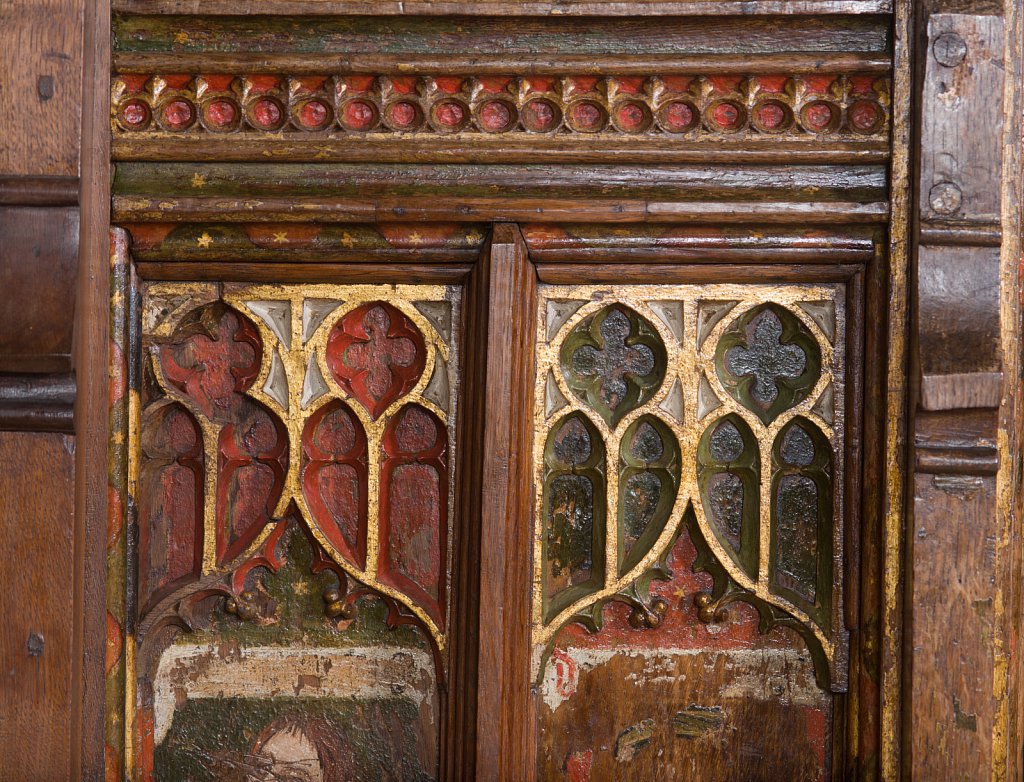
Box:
left=160, top=305, right=263, bottom=423
left=325, top=302, right=426, bottom=420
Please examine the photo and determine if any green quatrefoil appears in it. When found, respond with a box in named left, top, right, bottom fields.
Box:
left=560, top=305, right=667, bottom=429
left=714, top=304, right=821, bottom=424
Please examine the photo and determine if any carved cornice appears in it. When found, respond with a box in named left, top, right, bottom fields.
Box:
left=111, top=13, right=893, bottom=168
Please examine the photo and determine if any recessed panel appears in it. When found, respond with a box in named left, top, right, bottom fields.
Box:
left=122, top=281, right=462, bottom=781
left=531, top=282, right=848, bottom=780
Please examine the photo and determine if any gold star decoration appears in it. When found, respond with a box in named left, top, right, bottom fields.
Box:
left=340, top=231, right=356, bottom=248
left=408, top=232, right=423, bottom=245
left=197, top=232, right=213, bottom=248
left=464, top=230, right=483, bottom=244
left=191, top=173, right=207, bottom=189
left=174, top=31, right=190, bottom=44
left=272, top=231, right=288, bottom=243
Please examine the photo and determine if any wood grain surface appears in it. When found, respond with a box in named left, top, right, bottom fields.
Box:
left=911, top=474, right=998, bottom=778
left=471, top=225, right=537, bottom=781
left=111, top=0, right=893, bottom=15
left=0, top=207, right=79, bottom=374
left=0, top=0, right=84, bottom=177
left=0, top=432, right=75, bottom=780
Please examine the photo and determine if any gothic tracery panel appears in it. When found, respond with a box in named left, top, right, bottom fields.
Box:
left=532, top=282, right=848, bottom=778
left=125, top=280, right=461, bottom=780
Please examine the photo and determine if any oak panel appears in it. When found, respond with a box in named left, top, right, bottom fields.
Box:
left=0, top=431, right=75, bottom=780
left=0, top=0, right=84, bottom=176
left=910, top=473, right=997, bottom=779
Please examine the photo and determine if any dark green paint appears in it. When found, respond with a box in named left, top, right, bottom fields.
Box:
left=560, top=305, right=666, bottom=429
left=697, top=413, right=760, bottom=580
left=775, top=475, right=820, bottom=599
left=547, top=475, right=597, bottom=584
left=156, top=697, right=435, bottom=782
left=715, top=303, right=822, bottom=424
left=673, top=705, right=725, bottom=739
left=113, top=14, right=890, bottom=56
left=769, top=417, right=834, bottom=632
left=187, top=527, right=426, bottom=650
left=706, top=473, right=744, bottom=543
left=542, top=413, right=606, bottom=623
left=617, top=416, right=680, bottom=576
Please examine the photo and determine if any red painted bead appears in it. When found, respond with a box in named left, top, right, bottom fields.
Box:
left=121, top=100, right=150, bottom=129
left=521, top=99, right=559, bottom=132
left=297, top=100, right=330, bottom=130
left=205, top=98, right=237, bottom=128
left=802, top=101, right=836, bottom=132
left=434, top=100, right=467, bottom=128
left=342, top=99, right=376, bottom=131
left=162, top=99, right=194, bottom=130
left=251, top=98, right=283, bottom=129
left=570, top=100, right=606, bottom=132
left=386, top=101, right=420, bottom=130
left=755, top=101, right=789, bottom=131
left=711, top=101, right=741, bottom=130
left=849, top=99, right=883, bottom=133
left=614, top=101, right=648, bottom=132
left=660, top=101, right=696, bottom=132
left=478, top=100, right=513, bottom=132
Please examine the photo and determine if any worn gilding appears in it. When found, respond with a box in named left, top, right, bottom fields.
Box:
left=530, top=282, right=848, bottom=690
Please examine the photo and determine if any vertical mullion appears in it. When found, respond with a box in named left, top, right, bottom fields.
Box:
left=76, top=0, right=111, bottom=777
left=470, top=223, right=537, bottom=782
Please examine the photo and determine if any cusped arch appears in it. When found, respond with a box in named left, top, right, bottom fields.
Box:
left=379, top=403, right=449, bottom=631
left=216, top=396, right=289, bottom=565
left=617, top=415, right=681, bottom=577
left=769, top=416, right=834, bottom=631
left=542, top=411, right=607, bottom=622
left=696, top=412, right=761, bottom=579
left=301, top=398, right=369, bottom=571
left=159, top=301, right=264, bottom=423
left=714, top=303, right=821, bottom=424
left=559, top=304, right=667, bottom=428
left=325, top=301, right=427, bottom=420
left=138, top=401, right=204, bottom=617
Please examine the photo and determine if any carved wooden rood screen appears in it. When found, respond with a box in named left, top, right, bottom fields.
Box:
left=105, top=4, right=908, bottom=781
